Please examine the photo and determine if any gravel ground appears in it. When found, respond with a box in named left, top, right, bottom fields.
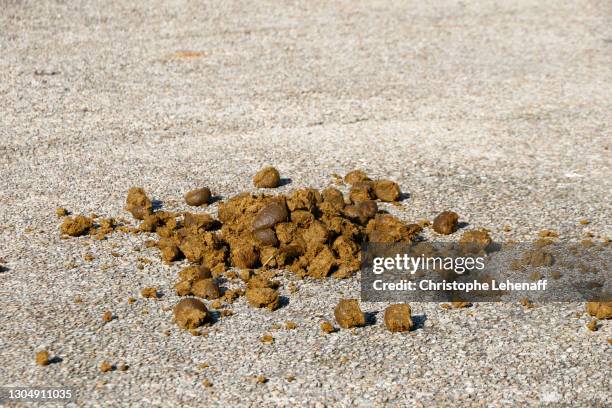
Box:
left=1, top=0, right=611, bottom=406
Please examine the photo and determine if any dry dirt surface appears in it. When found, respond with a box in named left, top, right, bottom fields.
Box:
left=1, top=0, right=611, bottom=406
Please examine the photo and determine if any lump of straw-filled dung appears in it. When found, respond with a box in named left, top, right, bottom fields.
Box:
left=373, top=180, right=401, bottom=202
left=253, top=166, right=281, bottom=188
left=432, top=211, right=459, bottom=235
left=384, top=304, right=413, bottom=332
left=125, top=187, right=153, bottom=220
left=95, top=217, right=117, bottom=239
left=158, top=238, right=182, bottom=263
left=459, top=229, right=492, bottom=254
left=184, top=188, right=211, bottom=206
left=60, top=215, right=93, bottom=236
left=349, top=182, right=375, bottom=203
left=183, top=212, right=218, bottom=232
left=332, top=235, right=360, bottom=270
left=179, top=232, right=227, bottom=267
left=290, top=210, right=315, bottom=227
left=139, top=211, right=178, bottom=233
left=141, top=287, right=159, bottom=299
left=334, top=299, right=365, bottom=329
left=307, top=246, right=336, bottom=278
left=231, top=242, right=260, bottom=269
left=100, top=361, right=114, bottom=372
left=174, top=265, right=218, bottom=297
left=179, top=265, right=212, bottom=282
left=321, top=187, right=345, bottom=209
left=247, top=276, right=280, bottom=290
left=174, top=298, right=210, bottom=329
left=56, top=207, right=69, bottom=217
left=366, top=214, right=421, bottom=243
left=191, top=279, right=221, bottom=300
left=320, top=321, right=337, bottom=333
left=36, top=350, right=50, bottom=366
left=344, top=170, right=370, bottom=185
left=586, top=302, right=612, bottom=319
left=302, top=221, right=329, bottom=248
left=218, top=193, right=276, bottom=229
left=522, top=248, right=554, bottom=267
left=343, top=201, right=377, bottom=225
left=287, top=188, right=321, bottom=212
left=175, top=281, right=193, bottom=296
left=246, top=287, right=280, bottom=310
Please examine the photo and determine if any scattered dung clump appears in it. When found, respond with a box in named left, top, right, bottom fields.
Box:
left=344, top=171, right=402, bottom=202
left=349, top=182, right=375, bottom=202
left=56, top=207, right=69, bottom=217
left=178, top=265, right=212, bottom=282
left=334, top=299, right=365, bottom=329
left=520, top=298, right=535, bottom=309
left=366, top=214, right=422, bottom=243
left=174, top=298, right=210, bottom=329
left=522, top=248, right=554, bottom=267
left=320, top=321, right=337, bottom=334
left=432, top=211, right=459, bottom=235
left=285, top=321, right=297, bottom=330
left=253, top=166, right=281, bottom=188
left=246, top=287, right=280, bottom=310
left=372, top=180, right=401, bottom=202
left=344, top=170, right=370, bottom=184
left=36, top=350, right=50, bottom=366
left=459, top=229, right=492, bottom=253
left=125, top=187, right=153, bottom=220
left=102, top=311, right=113, bottom=322
left=586, top=320, right=599, bottom=331
left=60, top=215, right=93, bottom=236
left=191, top=279, right=220, bottom=300
left=202, top=379, right=213, bottom=388
left=343, top=200, right=378, bottom=225
left=176, top=270, right=219, bottom=297
left=384, top=304, right=413, bottom=332
left=586, top=302, right=612, bottom=320
left=141, top=287, right=159, bottom=299
left=100, top=361, right=114, bottom=373
left=59, top=168, right=542, bottom=338
left=184, top=188, right=211, bottom=206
